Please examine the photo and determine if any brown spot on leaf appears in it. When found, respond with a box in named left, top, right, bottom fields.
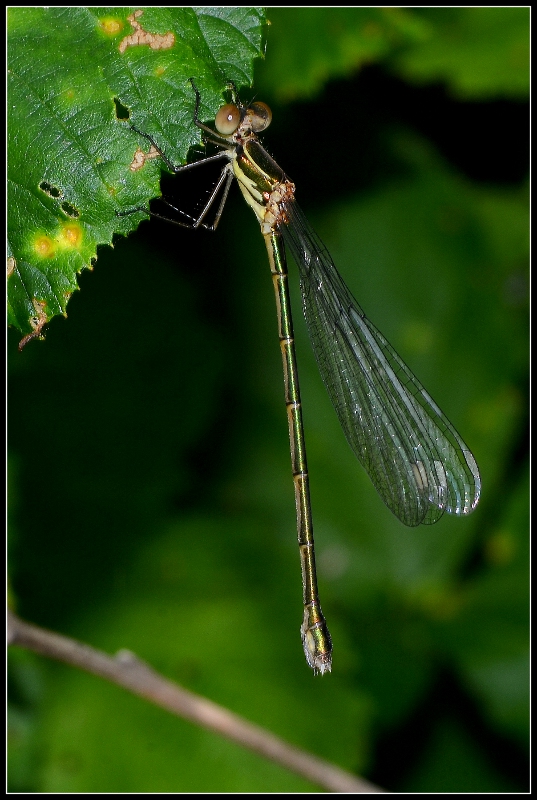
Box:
left=18, top=299, right=48, bottom=351
left=7, top=256, right=16, bottom=278
left=119, top=10, right=175, bottom=54
left=130, top=144, right=160, bottom=172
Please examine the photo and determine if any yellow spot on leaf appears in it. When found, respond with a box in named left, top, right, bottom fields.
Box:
left=119, top=9, right=175, bottom=54
left=7, top=256, right=16, bottom=278
left=33, top=223, right=83, bottom=259
left=59, top=222, right=83, bottom=249
left=100, top=17, right=123, bottom=36
left=33, top=235, right=56, bottom=258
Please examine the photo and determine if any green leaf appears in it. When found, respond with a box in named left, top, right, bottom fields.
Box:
left=7, top=6, right=266, bottom=340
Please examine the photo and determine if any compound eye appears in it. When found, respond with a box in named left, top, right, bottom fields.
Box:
left=249, top=102, right=272, bottom=133
left=215, top=103, right=241, bottom=135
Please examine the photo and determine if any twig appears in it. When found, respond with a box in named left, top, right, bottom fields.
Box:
left=8, top=610, right=385, bottom=793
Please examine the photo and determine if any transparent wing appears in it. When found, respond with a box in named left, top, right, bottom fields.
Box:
left=281, top=201, right=480, bottom=527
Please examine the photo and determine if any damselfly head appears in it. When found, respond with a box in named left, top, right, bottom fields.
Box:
left=214, top=100, right=272, bottom=136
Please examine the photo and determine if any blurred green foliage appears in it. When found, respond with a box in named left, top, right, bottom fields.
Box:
left=259, top=7, right=529, bottom=101
left=8, top=6, right=528, bottom=793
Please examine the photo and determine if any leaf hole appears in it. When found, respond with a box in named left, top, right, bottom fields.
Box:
left=39, top=181, right=63, bottom=198
left=61, top=201, right=80, bottom=218
left=114, top=97, right=130, bottom=120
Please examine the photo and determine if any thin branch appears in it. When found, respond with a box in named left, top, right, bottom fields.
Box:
left=8, top=611, right=385, bottom=793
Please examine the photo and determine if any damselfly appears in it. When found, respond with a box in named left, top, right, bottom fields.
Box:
left=120, top=80, right=481, bottom=675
